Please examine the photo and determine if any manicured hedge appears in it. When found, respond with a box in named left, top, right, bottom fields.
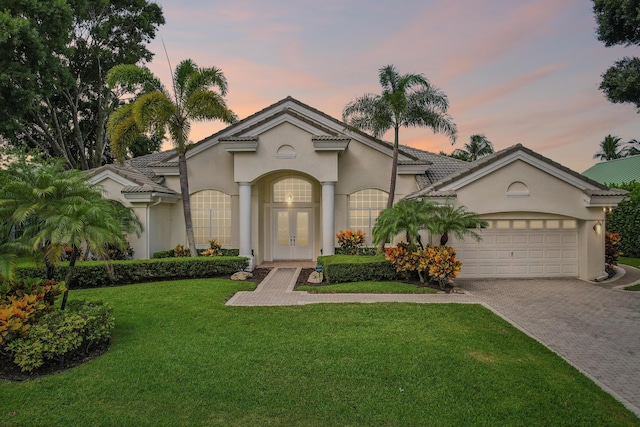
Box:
left=333, top=247, right=378, bottom=256
left=317, top=255, right=397, bottom=284
left=15, top=257, right=249, bottom=289
left=607, top=181, right=640, bottom=258
left=153, top=248, right=240, bottom=258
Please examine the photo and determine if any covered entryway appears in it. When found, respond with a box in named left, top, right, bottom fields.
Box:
left=273, top=208, right=313, bottom=260
left=453, top=218, right=579, bottom=278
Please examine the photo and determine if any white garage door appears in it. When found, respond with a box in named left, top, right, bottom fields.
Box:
left=452, top=219, right=579, bottom=278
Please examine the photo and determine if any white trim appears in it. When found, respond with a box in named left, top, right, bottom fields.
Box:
left=89, top=170, right=137, bottom=187
left=440, top=151, right=602, bottom=192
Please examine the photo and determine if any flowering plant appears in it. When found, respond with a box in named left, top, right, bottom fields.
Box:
left=384, top=243, right=462, bottom=288
left=336, top=230, right=366, bottom=255
left=173, top=244, right=190, bottom=257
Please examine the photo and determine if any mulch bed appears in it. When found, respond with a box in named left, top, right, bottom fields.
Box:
left=0, top=341, right=110, bottom=382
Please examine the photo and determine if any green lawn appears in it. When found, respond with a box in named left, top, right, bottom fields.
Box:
left=297, top=281, right=438, bottom=294
left=619, top=258, right=640, bottom=291
left=1, top=279, right=638, bottom=426
left=620, top=257, right=640, bottom=269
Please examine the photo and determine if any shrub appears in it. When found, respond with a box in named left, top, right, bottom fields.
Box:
left=317, top=255, right=397, bottom=284
left=334, top=247, right=378, bottom=256
left=605, top=231, right=622, bottom=274
left=607, top=181, right=640, bottom=257
left=5, top=300, right=114, bottom=372
left=173, top=244, right=191, bottom=257
left=384, top=244, right=462, bottom=288
left=0, top=278, right=66, bottom=346
left=15, top=257, right=249, bottom=289
left=336, top=230, right=366, bottom=255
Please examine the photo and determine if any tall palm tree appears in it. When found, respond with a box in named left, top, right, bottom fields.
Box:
left=451, top=134, right=494, bottom=161
left=0, top=155, right=142, bottom=308
left=372, top=199, right=436, bottom=249
left=427, top=204, right=488, bottom=246
left=343, top=65, right=457, bottom=210
left=107, top=60, right=237, bottom=256
left=594, top=134, right=625, bottom=160
left=626, top=139, right=640, bottom=156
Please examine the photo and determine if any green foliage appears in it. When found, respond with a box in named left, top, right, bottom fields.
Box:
left=15, top=257, right=249, bottom=288
left=448, top=134, right=494, bottom=161
left=427, top=204, right=488, bottom=246
left=343, top=64, right=457, bottom=205
left=5, top=300, right=113, bottom=372
left=153, top=248, right=240, bottom=258
left=107, top=58, right=237, bottom=256
left=605, top=232, right=622, bottom=275
left=317, top=255, right=397, bottom=284
left=383, top=243, right=463, bottom=286
left=373, top=199, right=435, bottom=247
left=172, top=244, right=191, bottom=257
left=1, top=0, right=165, bottom=170
left=201, top=240, right=223, bottom=257
left=607, top=181, right=640, bottom=257
left=0, top=278, right=65, bottom=346
left=334, top=247, right=378, bottom=256
left=593, top=0, right=640, bottom=112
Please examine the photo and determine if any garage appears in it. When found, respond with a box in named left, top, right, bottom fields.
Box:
left=452, top=218, right=579, bottom=278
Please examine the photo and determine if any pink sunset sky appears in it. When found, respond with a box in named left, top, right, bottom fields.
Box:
left=147, top=0, right=640, bottom=173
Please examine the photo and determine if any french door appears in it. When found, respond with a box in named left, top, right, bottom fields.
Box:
left=273, top=208, right=313, bottom=260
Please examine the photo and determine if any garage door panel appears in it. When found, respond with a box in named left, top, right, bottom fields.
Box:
left=496, top=235, right=511, bottom=245
left=454, top=227, right=579, bottom=279
left=529, top=235, right=544, bottom=244
left=512, top=235, right=527, bottom=244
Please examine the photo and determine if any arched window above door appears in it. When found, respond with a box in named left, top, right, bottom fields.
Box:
left=273, top=177, right=312, bottom=203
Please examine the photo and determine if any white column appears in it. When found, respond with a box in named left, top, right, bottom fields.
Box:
left=238, top=182, right=254, bottom=270
left=321, top=181, right=336, bottom=256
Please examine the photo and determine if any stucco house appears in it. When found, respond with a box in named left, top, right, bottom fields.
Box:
left=88, top=97, right=626, bottom=281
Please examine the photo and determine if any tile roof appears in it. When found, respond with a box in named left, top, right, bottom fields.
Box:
left=582, top=155, right=640, bottom=186
left=88, top=163, right=178, bottom=196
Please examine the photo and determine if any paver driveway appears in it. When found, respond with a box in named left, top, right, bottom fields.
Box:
left=228, top=265, right=640, bottom=416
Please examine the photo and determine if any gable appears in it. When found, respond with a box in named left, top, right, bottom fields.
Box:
left=453, top=159, right=594, bottom=218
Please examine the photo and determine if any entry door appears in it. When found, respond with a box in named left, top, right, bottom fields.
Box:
left=273, top=208, right=313, bottom=260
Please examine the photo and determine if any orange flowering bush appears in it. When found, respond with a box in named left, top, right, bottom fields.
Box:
left=384, top=243, right=462, bottom=288
left=336, top=230, right=366, bottom=255
left=0, top=278, right=65, bottom=346
left=424, top=246, right=462, bottom=288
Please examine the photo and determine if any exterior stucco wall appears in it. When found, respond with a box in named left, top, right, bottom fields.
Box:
left=450, top=160, right=607, bottom=280
left=232, top=122, right=339, bottom=183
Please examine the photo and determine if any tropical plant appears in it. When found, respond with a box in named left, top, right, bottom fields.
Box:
left=372, top=199, right=436, bottom=249
left=450, top=134, right=494, bottom=161
left=594, top=134, right=626, bottom=160
left=342, top=65, right=457, bottom=210
left=606, top=181, right=640, bottom=257
left=427, top=204, right=488, bottom=246
left=336, top=230, right=366, bottom=255
left=107, top=59, right=237, bottom=257
left=0, top=151, right=142, bottom=308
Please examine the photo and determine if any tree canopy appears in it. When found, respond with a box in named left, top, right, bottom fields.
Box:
left=0, top=0, right=165, bottom=170
left=447, top=134, right=494, bottom=162
left=593, top=0, right=640, bottom=111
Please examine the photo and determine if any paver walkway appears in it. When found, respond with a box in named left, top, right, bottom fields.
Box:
left=226, top=265, right=640, bottom=417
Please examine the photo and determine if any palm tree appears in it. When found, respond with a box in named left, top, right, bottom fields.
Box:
left=372, top=199, right=436, bottom=249
left=427, top=204, right=488, bottom=246
left=0, top=154, right=142, bottom=308
left=343, top=65, right=457, bottom=210
left=594, top=135, right=625, bottom=160
left=107, top=60, right=237, bottom=256
left=453, top=134, right=494, bottom=161
left=626, top=139, right=640, bottom=156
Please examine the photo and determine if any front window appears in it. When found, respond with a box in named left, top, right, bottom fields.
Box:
left=191, top=190, right=231, bottom=245
left=273, top=177, right=312, bottom=203
left=348, top=189, right=388, bottom=245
